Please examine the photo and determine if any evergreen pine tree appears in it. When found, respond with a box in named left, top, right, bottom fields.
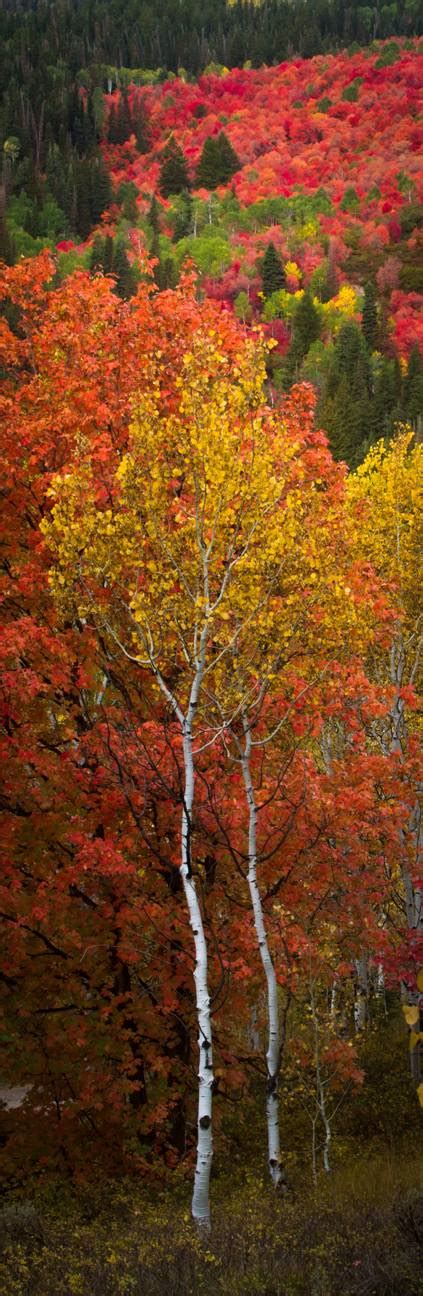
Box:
left=172, top=190, right=192, bottom=241
left=323, top=322, right=374, bottom=465
left=63, top=162, right=77, bottom=231
left=69, top=90, right=87, bottom=155
left=371, top=357, right=401, bottom=441
left=92, top=88, right=106, bottom=140
left=159, top=141, right=190, bottom=197
left=322, top=377, right=370, bottom=469
left=217, top=131, right=240, bottom=183
left=319, top=381, right=349, bottom=462
left=195, top=137, right=221, bottom=189
left=362, top=280, right=378, bottom=351
left=103, top=234, right=114, bottom=273
left=329, top=322, right=369, bottom=394
left=404, top=345, right=423, bottom=427
left=90, top=157, right=112, bottom=224
left=294, top=289, right=321, bottom=353
left=195, top=132, right=239, bottom=189
left=352, top=348, right=372, bottom=404
left=0, top=212, right=16, bottom=265
left=75, top=160, right=92, bottom=238
left=89, top=234, right=106, bottom=273
left=134, top=102, right=150, bottom=153
left=285, top=289, right=321, bottom=379
left=148, top=194, right=161, bottom=234
left=46, top=143, right=66, bottom=204
left=112, top=240, right=136, bottom=298
left=261, top=242, right=286, bottom=297
left=107, top=105, right=119, bottom=145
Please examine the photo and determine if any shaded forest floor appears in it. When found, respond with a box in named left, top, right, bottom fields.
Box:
left=1, top=1021, right=423, bottom=1295
left=1, top=1159, right=423, bottom=1295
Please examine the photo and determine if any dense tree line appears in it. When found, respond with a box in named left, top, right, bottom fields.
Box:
left=0, top=8, right=421, bottom=470
left=1, top=0, right=421, bottom=93
left=0, top=0, right=421, bottom=224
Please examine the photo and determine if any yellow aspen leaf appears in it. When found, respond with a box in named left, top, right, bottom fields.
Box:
left=402, top=1004, right=420, bottom=1026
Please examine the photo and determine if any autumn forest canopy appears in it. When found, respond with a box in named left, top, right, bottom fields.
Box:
left=0, top=3, right=422, bottom=1293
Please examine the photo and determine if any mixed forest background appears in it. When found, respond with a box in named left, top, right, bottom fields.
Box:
left=1, top=7, right=422, bottom=466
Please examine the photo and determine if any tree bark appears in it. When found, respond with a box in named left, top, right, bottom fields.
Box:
left=241, top=717, right=284, bottom=1190
left=181, top=720, right=213, bottom=1228
left=151, top=596, right=214, bottom=1227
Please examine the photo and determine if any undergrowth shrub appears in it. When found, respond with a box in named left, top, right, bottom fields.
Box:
left=1, top=1158, right=422, bottom=1296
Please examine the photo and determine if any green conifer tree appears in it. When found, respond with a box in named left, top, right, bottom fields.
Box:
left=69, top=90, right=87, bottom=156
left=172, top=190, right=193, bottom=241
left=216, top=131, right=240, bottom=183
left=112, top=240, right=136, bottom=298
left=362, top=280, right=378, bottom=351
left=0, top=212, right=16, bottom=265
left=75, top=161, right=92, bottom=238
left=322, top=321, right=374, bottom=465
left=319, top=379, right=349, bottom=462
left=329, top=321, right=370, bottom=394
left=159, top=140, right=190, bottom=197
left=261, top=242, right=286, bottom=297
left=195, top=137, right=221, bottom=190
left=285, top=289, right=321, bottom=379
left=322, top=377, right=371, bottom=468
left=90, top=157, right=112, bottom=224
left=370, top=357, right=401, bottom=441
left=63, top=162, right=77, bottom=230
left=134, top=102, right=150, bottom=153
left=103, top=234, right=114, bottom=274
left=148, top=194, right=161, bottom=234
left=92, top=88, right=106, bottom=139
left=89, top=234, right=106, bottom=273
left=46, top=143, right=66, bottom=204
left=404, top=345, right=423, bottom=428
left=107, top=105, right=119, bottom=145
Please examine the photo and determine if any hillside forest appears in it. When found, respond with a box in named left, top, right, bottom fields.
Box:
left=2, top=38, right=422, bottom=466
left=0, top=9, right=422, bottom=1296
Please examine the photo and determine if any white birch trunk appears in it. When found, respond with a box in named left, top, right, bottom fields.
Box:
left=181, top=719, right=213, bottom=1228
left=241, top=718, right=284, bottom=1189
left=321, top=1089, right=332, bottom=1174
left=181, top=622, right=215, bottom=1227
left=310, top=980, right=331, bottom=1175
left=154, top=618, right=214, bottom=1228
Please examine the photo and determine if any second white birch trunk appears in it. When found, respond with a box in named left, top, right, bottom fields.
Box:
left=241, top=719, right=284, bottom=1189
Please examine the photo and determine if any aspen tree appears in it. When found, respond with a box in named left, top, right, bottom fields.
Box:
left=42, top=323, right=283, bottom=1223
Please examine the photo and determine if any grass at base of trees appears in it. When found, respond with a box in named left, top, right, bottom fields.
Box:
left=1, top=1153, right=422, bottom=1295
left=1, top=1020, right=422, bottom=1293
